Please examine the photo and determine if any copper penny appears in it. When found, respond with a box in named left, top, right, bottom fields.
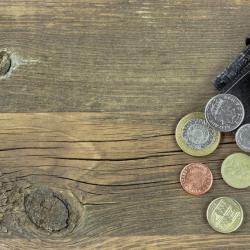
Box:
left=180, top=163, right=213, bottom=195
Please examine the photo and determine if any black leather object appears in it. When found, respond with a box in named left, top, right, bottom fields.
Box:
left=214, top=38, right=250, bottom=125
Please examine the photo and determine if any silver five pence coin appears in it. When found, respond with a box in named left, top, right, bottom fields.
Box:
left=236, top=124, right=250, bottom=152
left=205, top=94, right=245, bottom=132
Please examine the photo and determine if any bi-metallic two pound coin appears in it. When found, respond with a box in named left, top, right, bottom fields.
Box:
left=175, top=112, right=221, bottom=156
left=205, top=94, right=245, bottom=132
left=236, top=124, right=250, bottom=152
left=207, top=197, right=244, bottom=234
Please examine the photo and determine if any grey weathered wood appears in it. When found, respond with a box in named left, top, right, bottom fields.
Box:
left=0, top=0, right=249, bottom=113
left=0, top=113, right=248, bottom=250
left=0, top=1, right=250, bottom=249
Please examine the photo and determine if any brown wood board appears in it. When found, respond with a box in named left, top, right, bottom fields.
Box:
left=0, top=0, right=249, bottom=112
left=0, top=112, right=248, bottom=250
left=0, top=0, right=250, bottom=249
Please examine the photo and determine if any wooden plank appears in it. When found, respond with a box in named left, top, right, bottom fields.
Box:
left=0, top=0, right=249, bottom=112
left=1, top=1, right=250, bottom=249
left=0, top=112, right=248, bottom=249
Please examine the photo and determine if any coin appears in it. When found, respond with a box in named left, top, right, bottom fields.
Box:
left=205, top=94, right=245, bottom=132
left=207, top=197, right=244, bottom=233
left=221, top=153, right=250, bottom=189
left=175, top=112, right=221, bottom=156
left=180, top=163, right=213, bottom=195
left=236, top=124, right=250, bottom=152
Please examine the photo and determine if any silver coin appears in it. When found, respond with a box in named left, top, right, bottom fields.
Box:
left=205, top=94, right=245, bottom=132
left=236, top=124, right=250, bottom=152
left=183, top=118, right=215, bottom=149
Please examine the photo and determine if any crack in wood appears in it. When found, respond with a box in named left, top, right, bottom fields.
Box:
left=44, top=151, right=182, bottom=162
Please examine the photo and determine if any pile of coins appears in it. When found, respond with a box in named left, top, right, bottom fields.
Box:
left=176, top=93, right=250, bottom=233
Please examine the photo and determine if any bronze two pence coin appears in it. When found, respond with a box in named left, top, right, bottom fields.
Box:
left=180, top=163, right=213, bottom=195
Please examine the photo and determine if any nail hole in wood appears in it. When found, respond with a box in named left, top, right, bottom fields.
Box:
left=0, top=51, right=11, bottom=76
left=24, top=188, right=69, bottom=233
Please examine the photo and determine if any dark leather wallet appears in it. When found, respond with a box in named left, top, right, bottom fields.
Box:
left=214, top=38, right=250, bottom=125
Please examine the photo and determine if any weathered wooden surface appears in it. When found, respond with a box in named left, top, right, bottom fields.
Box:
left=0, top=113, right=247, bottom=250
left=0, top=0, right=250, bottom=249
left=0, top=0, right=249, bottom=113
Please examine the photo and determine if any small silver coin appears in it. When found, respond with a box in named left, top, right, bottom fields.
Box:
left=236, top=124, right=250, bottom=152
left=205, top=94, right=245, bottom=132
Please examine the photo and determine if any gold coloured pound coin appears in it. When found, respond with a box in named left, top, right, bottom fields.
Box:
left=207, top=197, right=244, bottom=233
left=175, top=112, right=221, bottom=156
left=221, top=153, right=250, bottom=189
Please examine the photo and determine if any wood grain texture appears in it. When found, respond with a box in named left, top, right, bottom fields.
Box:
left=0, top=112, right=248, bottom=250
left=1, top=0, right=250, bottom=249
left=0, top=0, right=249, bottom=112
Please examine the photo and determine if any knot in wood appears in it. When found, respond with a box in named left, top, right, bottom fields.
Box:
left=0, top=51, right=11, bottom=76
left=24, top=188, right=69, bottom=233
